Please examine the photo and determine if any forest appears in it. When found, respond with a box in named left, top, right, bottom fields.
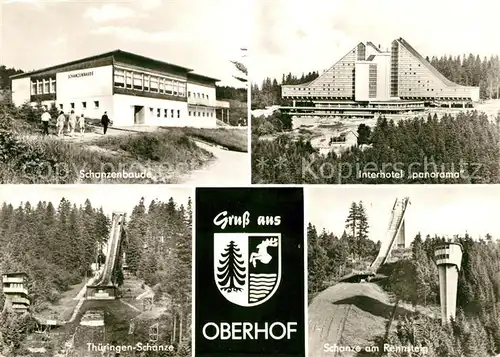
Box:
left=251, top=54, right=500, bottom=109
left=0, top=196, right=191, bottom=357
left=308, top=213, right=500, bottom=357
left=252, top=111, right=500, bottom=184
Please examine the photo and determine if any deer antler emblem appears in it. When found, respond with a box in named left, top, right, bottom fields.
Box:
left=249, top=238, right=278, bottom=268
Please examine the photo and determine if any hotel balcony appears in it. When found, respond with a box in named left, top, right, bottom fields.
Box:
left=2, top=276, right=26, bottom=284
left=3, top=286, right=29, bottom=295
left=11, top=297, right=30, bottom=306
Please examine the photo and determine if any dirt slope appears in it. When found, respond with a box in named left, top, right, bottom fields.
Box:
left=309, top=283, right=420, bottom=357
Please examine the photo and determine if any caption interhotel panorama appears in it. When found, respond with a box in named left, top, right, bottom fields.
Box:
left=10, top=50, right=231, bottom=128
left=281, top=38, right=480, bottom=117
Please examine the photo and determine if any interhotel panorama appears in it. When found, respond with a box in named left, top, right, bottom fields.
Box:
left=281, top=38, right=480, bottom=118
left=10, top=50, right=230, bottom=128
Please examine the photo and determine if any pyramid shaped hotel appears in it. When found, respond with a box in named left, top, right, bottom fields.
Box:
left=281, top=38, right=479, bottom=117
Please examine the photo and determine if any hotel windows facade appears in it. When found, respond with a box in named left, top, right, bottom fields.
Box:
left=31, top=78, right=56, bottom=95
left=113, top=67, right=186, bottom=98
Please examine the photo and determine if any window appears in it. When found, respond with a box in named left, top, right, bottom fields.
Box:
left=70, top=103, right=75, bottom=109
left=179, top=83, right=185, bottom=96
left=177, top=110, right=180, bottom=118
left=50, top=79, right=56, bottom=93
left=165, top=80, right=173, bottom=94
left=198, top=111, right=201, bottom=117
left=126, top=72, right=133, bottom=89
left=59, top=104, right=63, bottom=110
left=31, top=82, right=36, bottom=95
left=151, top=77, right=159, bottom=92
left=202, top=112, right=205, bottom=117
left=157, top=109, right=161, bottom=117
left=150, top=107, right=154, bottom=113
left=164, top=109, right=168, bottom=118
left=114, top=69, right=125, bottom=87
left=202, top=94, right=205, bottom=99
left=171, top=109, right=174, bottom=117
left=44, top=79, right=49, bottom=94
left=159, top=78, right=165, bottom=93
left=173, top=81, right=178, bottom=95
left=188, top=91, right=191, bottom=97
left=37, top=80, right=42, bottom=94
left=144, top=75, right=150, bottom=91
left=94, top=101, right=99, bottom=109
left=206, top=94, right=209, bottom=100
left=133, top=73, right=143, bottom=90
left=82, top=102, right=87, bottom=109
left=189, top=111, right=191, bottom=116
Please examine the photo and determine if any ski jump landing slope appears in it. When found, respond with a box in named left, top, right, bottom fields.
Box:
left=93, top=212, right=126, bottom=287
left=369, top=197, right=410, bottom=273
left=309, top=283, right=416, bottom=357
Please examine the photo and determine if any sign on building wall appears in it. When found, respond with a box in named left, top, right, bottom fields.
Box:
left=56, top=66, right=113, bottom=100
left=195, top=188, right=305, bottom=357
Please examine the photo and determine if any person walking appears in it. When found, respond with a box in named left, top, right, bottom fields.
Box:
left=78, top=113, right=85, bottom=135
left=41, top=107, right=51, bottom=136
left=68, top=110, right=77, bottom=136
left=101, top=111, right=110, bottom=135
left=56, top=111, right=66, bottom=136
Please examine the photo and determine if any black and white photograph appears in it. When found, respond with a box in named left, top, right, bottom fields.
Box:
left=195, top=188, right=305, bottom=357
left=251, top=0, right=500, bottom=184
left=0, top=0, right=249, bottom=184
left=0, top=185, right=192, bottom=357
left=306, top=185, right=500, bottom=357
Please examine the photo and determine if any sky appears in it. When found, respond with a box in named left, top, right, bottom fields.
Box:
left=0, top=0, right=249, bottom=87
left=306, top=185, right=500, bottom=244
left=0, top=185, right=192, bottom=216
left=251, top=0, right=500, bottom=84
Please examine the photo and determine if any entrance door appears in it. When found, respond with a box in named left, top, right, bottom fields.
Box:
left=134, top=106, right=145, bottom=124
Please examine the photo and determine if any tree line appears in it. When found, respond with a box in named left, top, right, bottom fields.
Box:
left=124, top=196, right=192, bottom=355
left=379, top=234, right=500, bottom=357
left=251, top=71, right=319, bottom=109
left=308, top=201, right=379, bottom=295
left=252, top=111, right=500, bottom=184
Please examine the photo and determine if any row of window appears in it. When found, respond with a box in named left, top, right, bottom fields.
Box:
left=31, top=78, right=56, bottom=95
left=188, top=91, right=210, bottom=100
left=114, top=68, right=186, bottom=97
left=150, top=108, right=214, bottom=118
left=58, top=101, right=100, bottom=111
left=151, top=108, right=181, bottom=119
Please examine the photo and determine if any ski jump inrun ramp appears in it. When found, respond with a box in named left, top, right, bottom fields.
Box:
left=86, top=212, right=126, bottom=300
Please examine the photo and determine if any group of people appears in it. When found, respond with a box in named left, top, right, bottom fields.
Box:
left=40, top=108, right=111, bottom=136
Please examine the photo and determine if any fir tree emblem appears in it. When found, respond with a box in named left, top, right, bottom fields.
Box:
left=216, top=241, right=246, bottom=292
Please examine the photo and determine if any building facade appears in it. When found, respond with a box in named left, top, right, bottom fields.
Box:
left=10, top=50, right=230, bottom=128
left=281, top=38, right=479, bottom=117
left=2, top=272, right=30, bottom=312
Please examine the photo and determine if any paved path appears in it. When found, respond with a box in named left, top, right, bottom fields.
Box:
left=179, top=140, right=249, bottom=185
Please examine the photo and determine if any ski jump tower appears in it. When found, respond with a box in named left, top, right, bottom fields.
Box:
left=86, top=212, right=126, bottom=300
left=434, top=242, right=463, bottom=325
left=369, top=197, right=410, bottom=272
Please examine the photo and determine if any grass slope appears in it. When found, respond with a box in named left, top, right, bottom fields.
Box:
left=308, top=283, right=439, bottom=357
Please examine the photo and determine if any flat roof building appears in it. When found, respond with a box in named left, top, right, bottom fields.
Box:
left=10, top=50, right=230, bottom=128
left=2, top=272, right=30, bottom=312
left=281, top=38, right=479, bottom=118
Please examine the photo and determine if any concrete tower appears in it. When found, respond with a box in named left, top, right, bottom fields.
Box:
left=434, top=242, right=463, bottom=325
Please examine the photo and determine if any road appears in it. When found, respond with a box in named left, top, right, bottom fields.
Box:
left=179, top=140, right=249, bottom=185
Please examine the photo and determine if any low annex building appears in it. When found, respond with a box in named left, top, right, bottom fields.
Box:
left=10, top=50, right=231, bottom=128
left=281, top=38, right=480, bottom=118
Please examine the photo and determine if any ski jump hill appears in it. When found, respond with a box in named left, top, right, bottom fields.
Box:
left=308, top=197, right=413, bottom=357
left=86, top=212, right=126, bottom=300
